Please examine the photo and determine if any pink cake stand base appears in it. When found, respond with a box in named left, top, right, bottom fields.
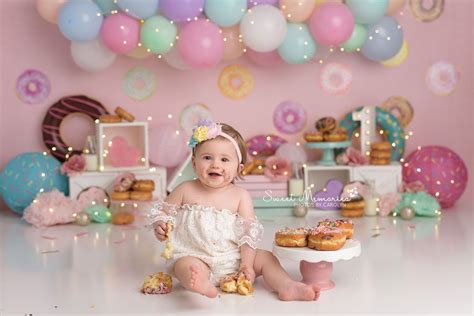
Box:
left=300, top=260, right=335, bottom=290
left=273, top=239, right=361, bottom=291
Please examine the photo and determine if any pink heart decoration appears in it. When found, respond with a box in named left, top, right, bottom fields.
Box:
left=312, top=179, right=344, bottom=210
left=109, top=136, right=141, bottom=167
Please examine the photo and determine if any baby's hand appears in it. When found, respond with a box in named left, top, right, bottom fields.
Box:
left=153, top=221, right=168, bottom=241
left=238, top=265, right=255, bottom=284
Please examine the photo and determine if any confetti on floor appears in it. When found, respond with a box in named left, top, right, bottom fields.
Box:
left=41, top=235, right=57, bottom=240
left=113, top=238, right=128, bottom=244
left=74, top=232, right=89, bottom=237
left=41, top=250, right=59, bottom=254
left=371, top=233, right=381, bottom=238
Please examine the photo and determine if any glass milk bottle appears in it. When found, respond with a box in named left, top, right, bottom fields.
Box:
left=288, top=162, right=304, bottom=197
left=364, top=180, right=378, bottom=216
left=83, top=135, right=98, bottom=171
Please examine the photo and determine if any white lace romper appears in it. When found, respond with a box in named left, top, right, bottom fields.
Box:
left=149, top=201, right=264, bottom=285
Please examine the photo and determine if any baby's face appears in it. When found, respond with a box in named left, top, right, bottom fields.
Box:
left=193, top=138, right=240, bottom=189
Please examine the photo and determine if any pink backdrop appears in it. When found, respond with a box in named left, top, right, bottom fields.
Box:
left=1, top=1, right=472, bottom=206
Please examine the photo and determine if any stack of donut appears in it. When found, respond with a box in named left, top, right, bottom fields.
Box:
left=304, top=117, right=348, bottom=143
left=340, top=198, right=365, bottom=217
left=275, top=219, right=354, bottom=251
left=370, top=142, right=392, bottom=165
left=100, top=106, right=136, bottom=123
left=111, top=172, right=155, bottom=201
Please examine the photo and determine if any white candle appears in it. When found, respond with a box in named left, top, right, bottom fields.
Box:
left=364, top=197, right=378, bottom=216
left=289, top=179, right=304, bottom=197
left=84, top=154, right=98, bottom=171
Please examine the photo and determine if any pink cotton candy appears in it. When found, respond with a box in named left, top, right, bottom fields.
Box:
left=23, top=190, right=79, bottom=228
left=378, top=192, right=402, bottom=216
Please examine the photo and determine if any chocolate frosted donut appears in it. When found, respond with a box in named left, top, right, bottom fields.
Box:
left=315, top=117, right=336, bottom=133
left=42, top=95, right=109, bottom=162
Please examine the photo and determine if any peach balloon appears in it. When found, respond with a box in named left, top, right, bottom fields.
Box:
left=380, top=39, right=408, bottom=67
left=222, top=25, right=245, bottom=61
left=386, top=0, right=406, bottom=16
left=315, top=0, right=344, bottom=8
left=280, top=0, right=316, bottom=22
left=36, top=0, right=67, bottom=24
left=127, top=45, right=153, bottom=59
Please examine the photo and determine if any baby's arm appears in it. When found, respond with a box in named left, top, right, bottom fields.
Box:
left=153, top=182, right=186, bottom=241
left=237, top=189, right=259, bottom=282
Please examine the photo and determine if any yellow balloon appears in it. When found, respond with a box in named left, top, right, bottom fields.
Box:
left=127, top=45, right=153, bottom=59
left=380, top=40, right=408, bottom=67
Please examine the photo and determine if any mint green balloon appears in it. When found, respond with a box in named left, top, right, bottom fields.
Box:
left=278, top=23, right=316, bottom=64
left=340, top=24, right=367, bottom=52
left=94, top=0, right=119, bottom=16
left=204, top=0, right=247, bottom=27
left=346, top=0, right=388, bottom=24
left=140, top=15, right=177, bottom=54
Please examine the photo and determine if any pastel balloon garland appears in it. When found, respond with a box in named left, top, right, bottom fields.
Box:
left=41, top=0, right=408, bottom=70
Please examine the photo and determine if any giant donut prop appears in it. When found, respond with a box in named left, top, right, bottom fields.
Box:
left=409, top=0, right=444, bottom=22
left=339, top=107, right=406, bottom=160
left=42, top=95, right=109, bottom=162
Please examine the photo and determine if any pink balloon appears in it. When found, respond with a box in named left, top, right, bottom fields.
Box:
left=177, top=19, right=224, bottom=68
left=246, top=49, right=284, bottom=67
left=403, top=146, right=468, bottom=208
left=309, top=3, right=354, bottom=46
left=101, top=13, right=140, bottom=54
left=149, top=124, right=189, bottom=168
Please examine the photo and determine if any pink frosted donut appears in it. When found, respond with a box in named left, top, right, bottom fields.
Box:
left=16, top=69, right=51, bottom=104
left=246, top=134, right=287, bottom=157
left=113, top=172, right=136, bottom=192
left=273, top=100, right=307, bottom=134
left=426, top=61, right=459, bottom=96
left=320, top=63, right=353, bottom=95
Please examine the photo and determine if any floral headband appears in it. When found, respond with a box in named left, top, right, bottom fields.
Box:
left=189, top=120, right=243, bottom=163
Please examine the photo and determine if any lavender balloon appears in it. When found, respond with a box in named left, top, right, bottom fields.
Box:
left=160, top=0, right=204, bottom=22
left=361, top=16, right=403, bottom=61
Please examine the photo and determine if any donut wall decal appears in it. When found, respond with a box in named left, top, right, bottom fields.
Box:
left=319, top=63, right=353, bottom=96
left=273, top=100, right=307, bottom=134
left=380, top=96, right=414, bottom=128
left=409, top=0, right=444, bottom=22
left=179, top=103, right=214, bottom=135
left=425, top=61, right=460, bottom=96
left=123, top=66, right=156, bottom=100
left=340, top=107, right=406, bottom=160
left=42, top=95, right=109, bottom=162
left=218, top=64, right=254, bottom=100
left=16, top=69, right=51, bottom=104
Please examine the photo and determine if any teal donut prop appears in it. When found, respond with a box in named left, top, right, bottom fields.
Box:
left=339, top=107, right=405, bottom=160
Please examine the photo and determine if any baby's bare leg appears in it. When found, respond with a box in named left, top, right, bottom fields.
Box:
left=174, top=256, right=218, bottom=298
left=254, top=249, right=320, bottom=301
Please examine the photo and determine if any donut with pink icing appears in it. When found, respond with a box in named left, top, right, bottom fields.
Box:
left=246, top=134, right=287, bottom=157
left=16, top=69, right=51, bottom=104
left=426, top=61, right=459, bottom=96
left=42, top=95, right=109, bottom=162
left=273, top=100, right=307, bottom=134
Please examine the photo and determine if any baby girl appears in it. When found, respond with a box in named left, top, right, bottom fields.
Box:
left=150, top=121, right=319, bottom=301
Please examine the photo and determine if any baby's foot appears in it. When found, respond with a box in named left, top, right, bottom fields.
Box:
left=278, top=280, right=320, bottom=301
left=189, top=265, right=218, bottom=298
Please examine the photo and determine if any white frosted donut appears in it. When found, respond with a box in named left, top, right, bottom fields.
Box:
left=320, top=63, right=353, bottom=96
left=426, top=61, right=459, bottom=96
left=409, top=0, right=444, bottom=22
left=16, top=69, right=51, bottom=104
left=273, top=100, right=307, bottom=134
left=218, top=64, right=254, bottom=100
left=179, top=103, right=213, bottom=135
left=123, top=66, right=156, bottom=100
left=381, top=96, right=414, bottom=128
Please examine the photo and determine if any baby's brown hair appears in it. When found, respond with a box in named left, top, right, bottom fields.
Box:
left=192, top=123, right=248, bottom=178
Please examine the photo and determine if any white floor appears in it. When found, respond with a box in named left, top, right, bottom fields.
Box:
left=1, top=198, right=473, bottom=316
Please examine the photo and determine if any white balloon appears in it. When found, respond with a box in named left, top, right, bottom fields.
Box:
left=163, top=46, right=192, bottom=70
left=276, top=143, right=307, bottom=164
left=70, top=39, right=116, bottom=72
left=240, top=5, right=287, bottom=52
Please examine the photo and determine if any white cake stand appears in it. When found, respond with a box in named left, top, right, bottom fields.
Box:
left=273, top=239, right=361, bottom=290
